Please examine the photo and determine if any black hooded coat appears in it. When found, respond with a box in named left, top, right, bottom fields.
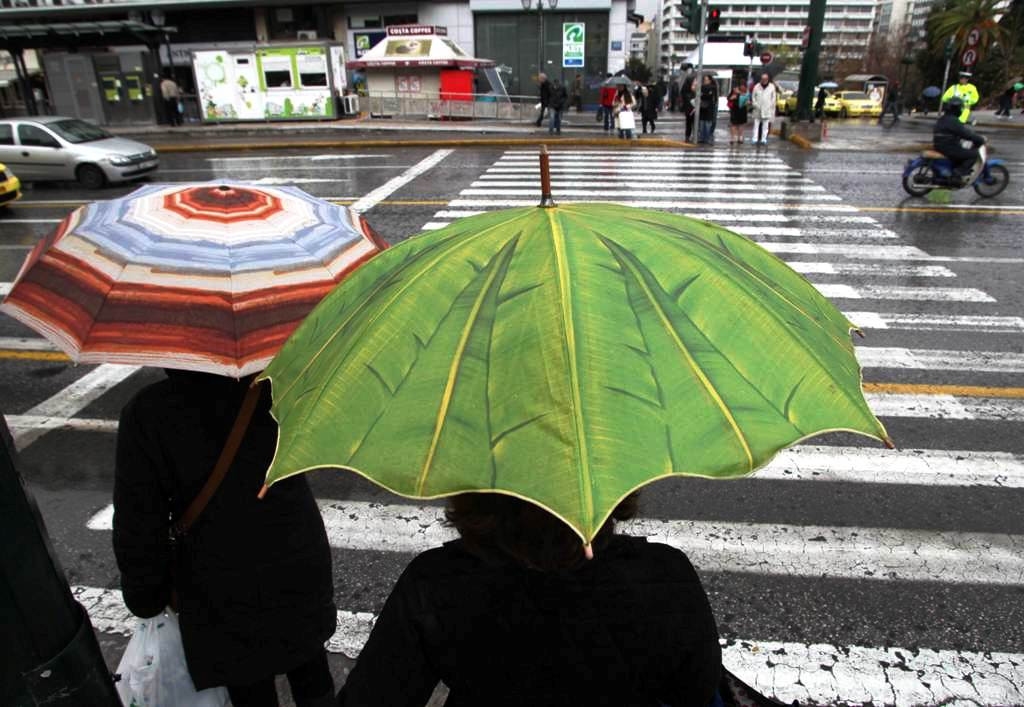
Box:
left=113, top=371, right=336, bottom=689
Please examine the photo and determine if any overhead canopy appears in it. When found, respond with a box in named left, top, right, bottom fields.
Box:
left=348, top=25, right=495, bottom=70
left=0, top=20, right=174, bottom=51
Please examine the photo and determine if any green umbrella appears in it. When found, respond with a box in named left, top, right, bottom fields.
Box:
left=257, top=203, right=890, bottom=544
left=1014, top=82, right=1024, bottom=92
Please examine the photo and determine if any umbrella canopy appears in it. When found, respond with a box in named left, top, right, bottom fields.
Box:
left=1014, top=82, right=1024, bottom=92
left=258, top=203, right=889, bottom=543
left=603, top=76, right=634, bottom=87
left=818, top=81, right=839, bottom=89
left=0, top=183, right=386, bottom=377
left=922, top=86, right=941, bottom=98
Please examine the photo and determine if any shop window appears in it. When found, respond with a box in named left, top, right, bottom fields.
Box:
left=298, top=53, right=328, bottom=87
left=383, top=14, right=418, bottom=25
left=262, top=55, right=294, bottom=89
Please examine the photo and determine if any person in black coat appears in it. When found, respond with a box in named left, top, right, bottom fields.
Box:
left=933, top=97, right=985, bottom=182
left=640, top=84, right=659, bottom=134
left=535, top=73, right=552, bottom=127
left=113, top=370, right=337, bottom=707
left=548, top=79, right=569, bottom=134
left=681, top=76, right=697, bottom=141
left=336, top=493, right=721, bottom=706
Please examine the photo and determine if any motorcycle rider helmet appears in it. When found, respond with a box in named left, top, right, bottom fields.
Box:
left=944, top=97, right=964, bottom=115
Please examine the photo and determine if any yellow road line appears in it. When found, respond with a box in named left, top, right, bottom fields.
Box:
left=0, top=350, right=71, bottom=362
left=862, top=382, right=1024, bottom=398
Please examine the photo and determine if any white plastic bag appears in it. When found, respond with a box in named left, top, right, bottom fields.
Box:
left=617, top=108, right=636, bottom=130
left=116, top=609, right=229, bottom=707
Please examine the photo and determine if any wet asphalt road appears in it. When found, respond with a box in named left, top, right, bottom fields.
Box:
left=2, top=117, right=1023, bottom=704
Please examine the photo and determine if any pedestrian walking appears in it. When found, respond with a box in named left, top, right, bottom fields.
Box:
left=534, top=72, right=551, bottom=127
left=727, top=84, right=749, bottom=144
left=750, top=72, right=777, bottom=144
left=681, top=76, right=696, bottom=142
left=995, top=86, right=1014, bottom=119
left=614, top=88, right=636, bottom=139
left=548, top=79, right=568, bottom=135
left=571, top=73, right=584, bottom=112
left=113, top=371, right=337, bottom=707
left=669, top=76, right=680, bottom=112
left=698, top=74, right=718, bottom=144
left=813, top=85, right=827, bottom=122
left=160, top=72, right=182, bottom=126
left=335, top=493, right=721, bottom=706
left=879, top=81, right=901, bottom=123
left=599, top=77, right=617, bottom=132
left=640, top=84, right=659, bottom=134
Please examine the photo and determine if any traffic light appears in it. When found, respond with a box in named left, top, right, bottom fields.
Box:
left=743, top=36, right=755, bottom=57
left=707, top=6, right=722, bottom=33
left=679, top=0, right=701, bottom=35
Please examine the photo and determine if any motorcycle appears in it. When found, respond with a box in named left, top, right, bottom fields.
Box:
left=902, top=143, right=1009, bottom=198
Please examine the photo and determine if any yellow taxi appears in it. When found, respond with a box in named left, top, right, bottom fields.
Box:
left=836, top=91, right=882, bottom=118
left=0, top=162, right=21, bottom=208
left=781, top=90, right=842, bottom=117
left=776, top=90, right=793, bottom=115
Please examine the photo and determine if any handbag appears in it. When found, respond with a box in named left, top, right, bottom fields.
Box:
left=116, top=610, right=229, bottom=707
left=617, top=108, right=635, bottom=130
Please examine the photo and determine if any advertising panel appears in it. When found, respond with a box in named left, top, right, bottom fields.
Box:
left=563, top=23, right=585, bottom=68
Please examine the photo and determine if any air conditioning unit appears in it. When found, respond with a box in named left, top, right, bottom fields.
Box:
left=296, top=30, right=319, bottom=40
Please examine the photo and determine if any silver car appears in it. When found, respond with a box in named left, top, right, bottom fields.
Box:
left=0, top=116, right=158, bottom=189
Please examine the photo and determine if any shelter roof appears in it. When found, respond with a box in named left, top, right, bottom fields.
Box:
left=0, top=20, right=172, bottom=50
left=348, top=25, right=495, bottom=70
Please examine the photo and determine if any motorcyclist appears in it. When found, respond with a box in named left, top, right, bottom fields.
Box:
left=933, top=97, right=985, bottom=184
left=941, top=71, right=979, bottom=123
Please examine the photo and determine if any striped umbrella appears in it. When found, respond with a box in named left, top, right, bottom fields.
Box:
left=0, top=182, right=386, bottom=377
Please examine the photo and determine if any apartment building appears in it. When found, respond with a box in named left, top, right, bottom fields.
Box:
left=657, top=0, right=876, bottom=74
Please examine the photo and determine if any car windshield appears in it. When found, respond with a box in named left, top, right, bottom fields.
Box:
left=844, top=92, right=869, bottom=100
left=47, top=119, right=111, bottom=144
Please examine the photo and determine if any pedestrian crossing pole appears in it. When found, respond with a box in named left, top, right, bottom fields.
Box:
left=795, top=0, right=826, bottom=121
left=0, top=416, right=120, bottom=706
left=693, top=0, right=708, bottom=141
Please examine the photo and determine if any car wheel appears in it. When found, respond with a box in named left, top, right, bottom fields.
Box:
left=76, top=164, right=106, bottom=190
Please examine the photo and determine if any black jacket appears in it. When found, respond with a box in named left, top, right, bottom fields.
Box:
left=538, top=79, right=552, bottom=106
left=113, top=371, right=336, bottom=689
left=933, top=113, right=984, bottom=153
left=337, top=536, right=721, bottom=707
left=549, top=85, right=569, bottom=111
left=699, top=83, right=718, bottom=112
left=641, top=90, right=659, bottom=119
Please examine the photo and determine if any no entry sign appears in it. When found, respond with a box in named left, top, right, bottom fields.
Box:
left=760, top=51, right=773, bottom=65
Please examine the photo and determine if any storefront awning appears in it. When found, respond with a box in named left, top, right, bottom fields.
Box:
left=348, top=26, right=495, bottom=71
left=0, top=20, right=174, bottom=51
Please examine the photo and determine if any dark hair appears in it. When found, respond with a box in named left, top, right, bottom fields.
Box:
left=445, top=492, right=639, bottom=573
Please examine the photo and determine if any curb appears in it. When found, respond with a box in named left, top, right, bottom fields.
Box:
left=150, top=137, right=695, bottom=153
left=788, top=133, right=813, bottom=150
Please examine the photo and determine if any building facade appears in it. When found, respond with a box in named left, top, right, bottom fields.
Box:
left=657, top=0, right=877, bottom=76
left=0, top=0, right=644, bottom=121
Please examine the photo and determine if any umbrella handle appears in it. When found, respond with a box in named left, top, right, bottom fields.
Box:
left=538, top=145, right=555, bottom=208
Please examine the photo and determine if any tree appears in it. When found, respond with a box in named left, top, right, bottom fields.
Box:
left=625, top=57, right=653, bottom=84
left=928, top=0, right=1008, bottom=59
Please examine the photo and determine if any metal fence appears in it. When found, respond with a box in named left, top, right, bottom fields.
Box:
left=361, top=92, right=538, bottom=122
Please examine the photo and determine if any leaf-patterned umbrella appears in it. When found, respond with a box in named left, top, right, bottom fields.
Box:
left=258, top=193, right=889, bottom=545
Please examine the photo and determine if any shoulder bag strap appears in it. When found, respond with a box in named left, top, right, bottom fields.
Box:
left=172, top=380, right=263, bottom=537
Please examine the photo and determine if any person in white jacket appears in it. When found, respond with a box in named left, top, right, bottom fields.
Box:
left=750, top=73, right=777, bottom=144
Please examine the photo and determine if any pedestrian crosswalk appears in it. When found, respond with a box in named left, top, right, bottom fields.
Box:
left=4, top=147, right=1024, bottom=705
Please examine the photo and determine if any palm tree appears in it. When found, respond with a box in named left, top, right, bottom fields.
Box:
left=928, top=0, right=1009, bottom=59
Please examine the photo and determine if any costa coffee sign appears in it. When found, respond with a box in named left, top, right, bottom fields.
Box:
left=387, top=25, right=447, bottom=36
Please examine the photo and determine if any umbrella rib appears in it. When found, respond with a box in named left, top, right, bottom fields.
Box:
left=547, top=209, right=595, bottom=536
left=599, top=234, right=755, bottom=473
left=415, top=235, right=520, bottom=495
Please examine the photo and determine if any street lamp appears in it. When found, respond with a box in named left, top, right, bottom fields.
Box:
left=522, top=0, right=558, bottom=81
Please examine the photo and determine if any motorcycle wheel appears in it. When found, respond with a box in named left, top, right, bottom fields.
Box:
left=902, top=164, right=934, bottom=197
left=973, top=164, right=1010, bottom=198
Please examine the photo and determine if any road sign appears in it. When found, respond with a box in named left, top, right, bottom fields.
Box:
left=966, top=28, right=980, bottom=46
left=760, top=51, right=773, bottom=65
left=562, top=22, right=585, bottom=67
left=801, top=26, right=811, bottom=49
left=961, top=48, right=978, bottom=67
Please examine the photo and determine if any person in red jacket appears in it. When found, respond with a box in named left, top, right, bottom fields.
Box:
left=599, top=75, right=617, bottom=132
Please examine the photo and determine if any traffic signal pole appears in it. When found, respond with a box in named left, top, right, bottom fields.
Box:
left=0, top=415, right=121, bottom=706
left=693, top=0, right=708, bottom=142
left=795, top=0, right=826, bottom=121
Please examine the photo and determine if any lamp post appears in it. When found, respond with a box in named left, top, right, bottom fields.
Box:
left=522, top=0, right=558, bottom=82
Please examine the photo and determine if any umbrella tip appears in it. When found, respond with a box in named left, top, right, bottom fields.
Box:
left=883, top=436, right=896, bottom=450
left=583, top=543, right=594, bottom=560
left=217, top=184, right=231, bottom=192
left=257, top=484, right=269, bottom=500
left=853, top=327, right=865, bottom=339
